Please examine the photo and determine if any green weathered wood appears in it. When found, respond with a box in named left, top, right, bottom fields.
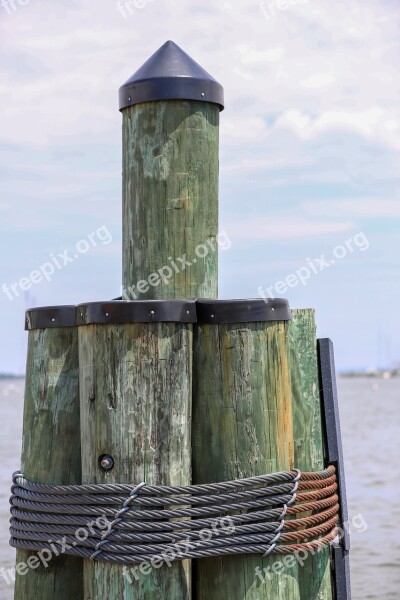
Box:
left=192, top=321, right=299, bottom=599
left=122, top=100, right=220, bottom=299
left=79, top=322, right=192, bottom=600
left=14, top=328, right=82, bottom=600
left=287, top=309, right=333, bottom=600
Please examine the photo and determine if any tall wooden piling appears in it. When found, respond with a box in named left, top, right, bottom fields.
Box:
left=121, top=41, right=223, bottom=299
left=192, top=299, right=299, bottom=599
left=14, top=307, right=82, bottom=600
left=80, top=41, right=223, bottom=600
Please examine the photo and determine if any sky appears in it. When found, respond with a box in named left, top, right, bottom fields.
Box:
left=0, top=0, right=399, bottom=372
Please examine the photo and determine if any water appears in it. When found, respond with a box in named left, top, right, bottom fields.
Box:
left=0, top=379, right=24, bottom=600
left=0, top=377, right=399, bottom=599
left=338, top=377, right=400, bottom=600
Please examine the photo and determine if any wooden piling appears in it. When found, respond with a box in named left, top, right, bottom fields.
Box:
left=192, top=299, right=299, bottom=599
left=121, top=41, right=223, bottom=299
left=14, top=308, right=82, bottom=600
left=78, top=301, right=195, bottom=599
left=287, top=309, right=333, bottom=599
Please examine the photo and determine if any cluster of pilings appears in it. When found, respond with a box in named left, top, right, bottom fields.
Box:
left=13, top=41, right=349, bottom=600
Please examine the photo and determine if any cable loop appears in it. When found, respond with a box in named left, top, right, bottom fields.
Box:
left=9, top=467, right=340, bottom=564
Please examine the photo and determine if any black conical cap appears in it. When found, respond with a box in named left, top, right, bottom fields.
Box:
left=119, top=41, right=224, bottom=111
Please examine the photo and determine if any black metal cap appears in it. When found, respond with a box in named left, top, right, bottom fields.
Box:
left=119, top=40, right=224, bottom=111
left=196, top=298, right=292, bottom=324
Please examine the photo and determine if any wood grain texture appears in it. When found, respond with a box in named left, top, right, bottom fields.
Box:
left=14, top=328, right=82, bottom=600
left=79, top=322, right=192, bottom=600
left=287, top=309, right=333, bottom=600
left=122, top=100, right=219, bottom=299
left=192, top=321, right=299, bottom=599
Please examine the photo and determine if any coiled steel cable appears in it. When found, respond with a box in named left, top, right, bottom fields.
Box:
left=10, top=466, right=340, bottom=565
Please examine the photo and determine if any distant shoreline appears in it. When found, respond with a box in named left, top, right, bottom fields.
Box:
left=0, top=374, right=25, bottom=380
left=340, top=370, right=399, bottom=379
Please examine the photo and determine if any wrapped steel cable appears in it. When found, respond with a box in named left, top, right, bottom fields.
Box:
left=10, top=466, right=339, bottom=565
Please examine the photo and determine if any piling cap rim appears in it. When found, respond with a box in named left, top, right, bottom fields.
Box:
left=78, top=300, right=197, bottom=325
left=25, top=305, right=77, bottom=330
left=25, top=298, right=291, bottom=329
left=196, top=298, right=292, bottom=324
left=25, top=300, right=198, bottom=329
left=119, top=40, right=224, bottom=111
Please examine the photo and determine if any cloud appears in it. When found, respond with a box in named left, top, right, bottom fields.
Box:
left=276, top=108, right=400, bottom=150
left=235, top=44, right=285, bottom=65
left=220, top=153, right=312, bottom=173
left=0, top=0, right=399, bottom=372
left=300, top=72, right=335, bottom=89
left=221, top=116, right=268, bottom=140
left=0, top=0, right=398, bottom=150
left=302, top=198, right=400, bottom=219
left=225, top=216, right=353, bottom=240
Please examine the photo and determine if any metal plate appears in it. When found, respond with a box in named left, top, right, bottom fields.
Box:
left=196, top=298, right=291, bottom=323
left=25, top=298, right=291, bottom=329
left=318, top=338, right=351, bottom=600
left=25, top=306, right=77, bottom=330
left=77, top=300, right=197, bottom=325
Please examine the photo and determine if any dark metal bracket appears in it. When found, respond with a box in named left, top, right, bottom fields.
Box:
left=25, top=300, right=197, bottom=330
left=26, top=298, right=292, bottom=329
left=196, top=298, right=291, bottom=323
left=25, top=306, right=77, bottom=330
left=317, top=338, right=351, bottom=600
left=77, top=300, right=197, bottom=325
